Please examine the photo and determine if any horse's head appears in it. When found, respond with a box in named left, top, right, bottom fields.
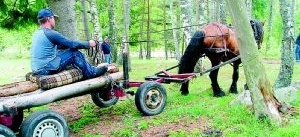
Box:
left=250, top=20, right=264, bottom=49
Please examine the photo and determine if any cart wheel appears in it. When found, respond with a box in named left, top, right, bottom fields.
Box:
left=20, top=110, right=68, bottom=137
left=0, top=124, right=15, bottom=137
left=135, top=81, right=167, bottom=116
left=91, top=89, right=119, bottom=108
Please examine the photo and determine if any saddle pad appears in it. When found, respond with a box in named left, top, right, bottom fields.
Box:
left=26, top=69, right=83, bottom=90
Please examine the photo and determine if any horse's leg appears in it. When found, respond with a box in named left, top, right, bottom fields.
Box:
left=180, top=81, right=189, bottom=95
left=209, top=61, right=225, bottom=97
left=229, top=60, right=241, bottom=94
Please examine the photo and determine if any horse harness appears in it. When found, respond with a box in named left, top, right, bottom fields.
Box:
left=203, top=23, right=236, bottom=56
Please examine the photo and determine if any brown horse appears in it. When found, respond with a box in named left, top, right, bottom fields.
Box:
left=178, top=20, right=264, bottom=97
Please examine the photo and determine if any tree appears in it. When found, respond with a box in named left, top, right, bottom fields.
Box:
left=146, top=0, right=151, bottom=59
left=245, top=0, right=252, bottom=19
left=108, top=0, right=117, bottom=63
left=225, top=0, right=282, bottom=125
left=81, top=0, right=91, bottom=40
left=180, top=0, right=193, bottom=45
left=119, top=0, right=132, bottom=70
left=170, top=1, right=180, bottom=60
left=265, top=0, right=274, bottom=54
left=48, top=0, right=77, bottom=39
left=273, top=0, right=295, bottom=89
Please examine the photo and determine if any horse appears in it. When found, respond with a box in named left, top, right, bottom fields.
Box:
left=178, top=20, right=264, bottom=97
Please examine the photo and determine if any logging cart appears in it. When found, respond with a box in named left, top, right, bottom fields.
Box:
left=0, top=54, right=168, bottom=137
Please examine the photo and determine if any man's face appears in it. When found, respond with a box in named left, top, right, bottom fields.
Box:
left=48, top=16, right=56, bottom=29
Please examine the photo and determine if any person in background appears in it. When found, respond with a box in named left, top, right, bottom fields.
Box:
left=295, top=34, right=300, bottom=62
left=101, top=36, right=112, bottom=64
left=30, top=8, right=114, bottom=79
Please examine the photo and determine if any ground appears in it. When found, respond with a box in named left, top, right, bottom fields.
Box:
left=48, top=95, right=213, bottom=137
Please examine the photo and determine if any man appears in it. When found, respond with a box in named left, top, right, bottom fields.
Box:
left=31, top=8, right=113, bottom=78
left=295, top=34, right=300, bottom=62
left=101, top=36, right=112, bottom=64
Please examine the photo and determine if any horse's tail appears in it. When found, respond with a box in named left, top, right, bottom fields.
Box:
left=179, top=30, right=205, bottom=74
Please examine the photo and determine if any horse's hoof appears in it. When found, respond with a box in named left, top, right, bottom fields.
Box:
left=213, top=91, right=225, bottom=97
left=229, top=89, right=238, bottom=94
left=181, top=92, right=189, bottom=96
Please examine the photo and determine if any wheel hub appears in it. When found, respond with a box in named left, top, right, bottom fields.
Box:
left=33, top=119, right=63, bottom=137
left=145, top=89, right=162, bottom=109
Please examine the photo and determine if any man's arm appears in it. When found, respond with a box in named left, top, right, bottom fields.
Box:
left=44, top=29, right=90, bottom=49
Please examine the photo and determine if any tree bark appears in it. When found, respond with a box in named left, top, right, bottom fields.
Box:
left=170, top=1, right=180, bottom=60
left=0, top=81, right=39, bottom=97
left=88, top=0, right=102, bottom=65
left=119, top=0, right=131, bottom=71
left=48, top=0, right=77, bottom=39
left=163, top=0, right=168, bottom=60
left=146, top=0, right=151, bottom=59
left=265, top=0, right=274, bottom=54
left=81, top=0, right=91, bottom=40
left=245, top=0, right=252, bottom=19
left=225, top=0, right=282, bottom=125
left=273, top=0, right=295, bottom=89
left=180, top=0, right=193, bottom=45
left=108, top=0, right=118, bottom=63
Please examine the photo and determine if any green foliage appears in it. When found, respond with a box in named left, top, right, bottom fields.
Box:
left=0, top=0, right=47, bottom=28
left=253, top=0, right=268, bottom=20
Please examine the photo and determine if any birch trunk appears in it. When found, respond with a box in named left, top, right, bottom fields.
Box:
left=225, top=0, right=282, bottom=125
left=170, top=2, right=180, bottom=60
left=120, top=0, right=131, bottom=70
left=88, top=0, right=102, bottom=65
left=245, top=0, right=252, bottom=19
left=265, top=0, right=274, bottom=54
left=108, top=0, right=117, bottom=63
left=180, top=0, right=193, bottom=45
left=81, top=0, right=91, bottom=40
left=273, top=0, right=295, bottom=89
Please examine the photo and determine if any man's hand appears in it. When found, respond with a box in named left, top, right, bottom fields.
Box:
left=89, top=40, right=97, bottom=47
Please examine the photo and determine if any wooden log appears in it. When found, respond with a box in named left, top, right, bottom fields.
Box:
left=0, top=81, right=39, bottom=97
left=0, top=72, right=123, bottom=112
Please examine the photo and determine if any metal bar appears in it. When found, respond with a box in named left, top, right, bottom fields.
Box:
left=154, top=64, right=179, bottom=75
left=196, top=55, right=241, bottom=77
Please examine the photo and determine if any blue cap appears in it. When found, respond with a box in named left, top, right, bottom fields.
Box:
left=37, top=9, right=58, bottom=20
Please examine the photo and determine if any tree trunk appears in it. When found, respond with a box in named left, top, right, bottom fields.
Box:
left=194, top=0, right=206, bottom=73
left=0, top=81, right=39, bottom=97
left=219, top=0, right=227, bottom=24
left=81, top=0, right=91, bottom=40
left=245, top=0, right=252, bottom=19
left=108, top=0, right=117, bottom=63
left=146, top=0, right=151, bottom=59
left=88, top=0, right=102, bottom=65
left=225, top=0, right=282, bottom=125
left=265, top=0, right=274, bottom=54
left=273, top=0, right=295, bottom=89
left=180, top=0, right=193, bottom=45
left=170, top=1, right=180, bottom=60
left=120, top=0, right=131, bottom=70
left=139, top=0, right=146, bottom=59
left=48, top=0, right=77, bottom=39
left=163, top=0, right=168, bottom=60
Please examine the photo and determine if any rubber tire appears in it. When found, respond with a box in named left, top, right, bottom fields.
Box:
left=20, top=110, right=68, bottom=137
left=0, top=124, right=15, bottom=137
left=135, top=81, right=167, bottom=116
left=91, top=90, right=119, bottom=108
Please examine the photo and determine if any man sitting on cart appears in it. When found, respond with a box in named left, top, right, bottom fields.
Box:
left=30, top=8, right=114, bottom=78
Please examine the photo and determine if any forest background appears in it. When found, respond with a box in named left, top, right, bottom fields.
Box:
left=0, top=0, right=299, bottom=60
